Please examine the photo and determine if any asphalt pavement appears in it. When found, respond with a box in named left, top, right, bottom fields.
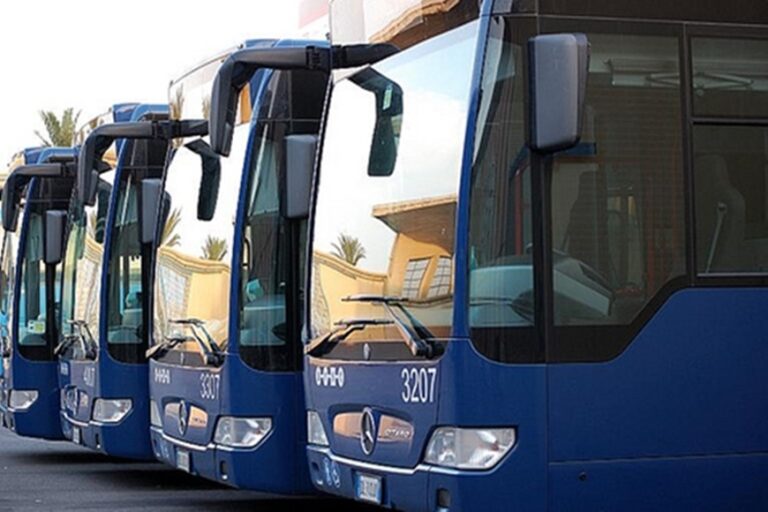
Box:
left=0, top=427, right=377, bottom=511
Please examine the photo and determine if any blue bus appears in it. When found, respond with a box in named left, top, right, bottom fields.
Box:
left=56, top=103, right=208, bottom=459
left=303, top=1, right=768, bottom=510
left=0, top=148, right=77, bottom=440
left=147, top=39, right=330, bottom=492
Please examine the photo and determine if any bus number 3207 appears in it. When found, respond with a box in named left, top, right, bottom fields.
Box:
left=401, top=367, right=437, bottom=404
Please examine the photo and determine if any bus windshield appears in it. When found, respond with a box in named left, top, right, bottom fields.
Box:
left=60, top=173, right=113, bottom=360
left=309, top=20, right=478, bottom=361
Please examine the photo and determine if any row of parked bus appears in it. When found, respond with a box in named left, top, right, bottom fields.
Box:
left=1, top=2, right=767, bottom=510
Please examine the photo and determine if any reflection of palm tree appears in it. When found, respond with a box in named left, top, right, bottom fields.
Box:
left=35, top=108, right=81, bottom=146
left=170, top=86, right=185, bottom=120
left=202, top=96, right=211, bottom=121
left=202, top=236, right=228, bottom=261
left=161, top=208, right=182, bottom=247
left=331, top=233, right=366, bottom=266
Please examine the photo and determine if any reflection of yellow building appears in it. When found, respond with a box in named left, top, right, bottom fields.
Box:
left=312, top=195, right=456, bottom=335
left=155, top=246, right=231, bottom=346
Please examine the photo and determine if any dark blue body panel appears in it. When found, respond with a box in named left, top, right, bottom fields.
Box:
left=149, top=39, right=320, bottom=494
left=1, top=148, right=77, bottom=440
left=59, top=103, right=168, bottom=460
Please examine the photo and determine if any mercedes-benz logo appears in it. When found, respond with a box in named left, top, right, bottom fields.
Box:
left=178, top=400, right=188, bottom=435
left=360, top=408, right=376, bottom=455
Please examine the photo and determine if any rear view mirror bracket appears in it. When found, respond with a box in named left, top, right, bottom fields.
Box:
left=78, top=119, right=209, bottom=206
left=210, top=43, right=398, bottom=156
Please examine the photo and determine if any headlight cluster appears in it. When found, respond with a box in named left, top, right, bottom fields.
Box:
left=92, top=399, right=132, bottom=423
left=150, top=399, right=162, bottom=427
left=424, top=427, right=516, bottom=470
left=9, top=390, right=38, bottom=411
left=213, top=417, right=272, bottom=448
left=306, top=410, right=329, bottom=447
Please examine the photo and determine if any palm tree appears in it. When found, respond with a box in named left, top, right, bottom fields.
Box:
left=161, top=208, right=182, bottom=247
left=331, top=233, right=366, bottom=266
left=202, top=236, right=228, bottom=261
left=35, top=108, right=81, bottom=146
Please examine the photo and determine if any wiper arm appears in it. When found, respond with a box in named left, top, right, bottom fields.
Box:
left=57, top=320, right=98, bottom=359
left=470, top=296, right=534, bottom=324
left=168, top=318, right=224, bottom=366
left=342, top=295, right=442, bottom=358
left=145, top=334, right=191, bottom=360
left=305, top=318, right=393, bottom=357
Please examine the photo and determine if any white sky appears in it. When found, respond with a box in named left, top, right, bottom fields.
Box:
left=0, top=0, right=310, bottom=166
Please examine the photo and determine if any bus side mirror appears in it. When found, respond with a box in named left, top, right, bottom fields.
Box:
left=44, top=210, right=67, bottom=265
left=141, top=179, right=164, bottom=245
left=283, top=134, right=317, bottom=220
left=184, top=139, right=221, bottom=221
left=527, top=33, right=589, bottom=153
left=1, top=179, right=20, bottom=232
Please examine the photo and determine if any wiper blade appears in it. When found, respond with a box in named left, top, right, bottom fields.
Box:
left=145, top=334, right=191, bottom=360
left=168, top=318, right=224, bottom=366
left=470, top=296, right=534, bottom=324
left=342, top=294, right=442, bottom=358
left=305, top=317, right=393, bottom=357
left=59, top=320, right=98, bottom=360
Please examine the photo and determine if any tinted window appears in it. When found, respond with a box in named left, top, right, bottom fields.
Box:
left=105, top=174, right=144, bottom=358
left=694, top=125, right=768, bottom=273
left=467, top=16, right=538, bottom=362
left=550, top=33, right=684, bottom=328
left=310, top=21, right=479, bottom=361
left=692, top=38, right=768, bottom=119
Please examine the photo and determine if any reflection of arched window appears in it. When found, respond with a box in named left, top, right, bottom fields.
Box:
left=402, top=258, right=429, bottom=298
left=428, top=256, right=452, bottom=298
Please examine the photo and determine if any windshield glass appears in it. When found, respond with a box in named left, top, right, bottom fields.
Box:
left=238, top=69, right=326, bottom=371
left=106, top=139, right=168, bottom=363
left=18, top=203, right=61, bottom=361
left=309, top=21, right=479, bottom=360
left=152, top=131, right=247, bottom=366
left=60, top=174, right=112, bottom=360
left=1, top=230, right=18, bottom=353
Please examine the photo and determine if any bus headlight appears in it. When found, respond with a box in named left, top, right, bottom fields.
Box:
left=9, top=390, right=38, bottom=411
left=307, top=410, right=329, bottom=447
left=424, top=427, right=516, bottom=470
left=92, top=399, right=132, bottom=423
left=150, top=400, right=162, bottom=427
left=214, top=417, right=272, bottom=449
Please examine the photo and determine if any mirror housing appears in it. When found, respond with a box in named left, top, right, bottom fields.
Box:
left=184, top=139, right=221, bottom=221
left=527, top=33, right=589, bottom=153
left=2, top=163, right=69, bottom=232
left=44, top=210, right=67, bottom=265
left=141, top=179, right=164, bottom=245
left=283, top=134, right=317, bottom=220
left=79, top=119, right=209, bottom=206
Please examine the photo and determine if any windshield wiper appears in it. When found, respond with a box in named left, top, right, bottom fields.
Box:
left=1, top=331, right=11, bottom=358
left=469, top=296, right=534, bottom=324
left=55, top=320, right=98, bottom=359
left=167, top=318, right=225, bottom=366
left=342, top=295, right=442, bottom=358
left=145, top=334, right=193, bottom=360
left=305, top=317, right=393, bottom=357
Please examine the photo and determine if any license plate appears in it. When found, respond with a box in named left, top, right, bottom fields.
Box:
left=355, top=473, right=382, bottom=504
left=72, top=427, right=81, bottom=445
left=176, top=449, right=190, bottom=473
